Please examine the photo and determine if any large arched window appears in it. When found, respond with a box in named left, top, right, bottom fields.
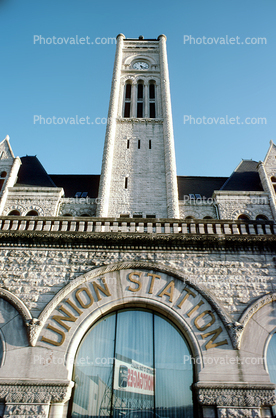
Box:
left=70, top=309, right=194, bottom=418
left=266, top=333, right=276, bottom=416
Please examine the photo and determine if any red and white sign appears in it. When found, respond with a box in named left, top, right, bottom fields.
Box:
left=114, top=359, right=154, bottom=396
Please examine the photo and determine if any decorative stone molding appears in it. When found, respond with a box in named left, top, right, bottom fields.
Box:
left=231, top=209, right=254, bottom=220
left=226, top=322, right=244, bottom=350
left=30, top=260, right=233, bottom=347
left=3, top=403, right=49, bottom=417
left=118, top=117, right=163, bottom=124
left=239, top=292, right=276, bottom=329
left=0, top=289, right=32, bottom=323
left=3, top=205, right=25, bottom=216
left=218, top=408, right=261, bottom=418
left=0, top=381, right=74, bottom=404
left=194, top=383, right=276, bottom=407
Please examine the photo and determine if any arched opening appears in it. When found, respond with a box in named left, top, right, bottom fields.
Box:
left=256, top=214, right=268, bottom=221
left=203, top=216, right=212, bottom=219
left=8, top=210, right=20, bottom=216
left=63, top=214, right=73, bottom=217
left=69, top=309, right=194, bottom=418
left=238, top=214, right=250, bottom=221
left=266, top=333, right=276, bottom=416
left=0, top=171, right=7, bottom=178
left=26, top=210, right=38, bottom=216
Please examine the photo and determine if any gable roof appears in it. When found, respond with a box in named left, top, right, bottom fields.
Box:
left=16, top=156, right=56, bottom=187
left=220, top=160, right=263, bottom=191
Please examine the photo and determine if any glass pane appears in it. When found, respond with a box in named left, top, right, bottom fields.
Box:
left=126, top=84, right=131, bottom=99
left=71, top=314, right=116, bottom=418
left=267, top=333, right=276, bottom=414
left=113, top=310, right=154, bottom=418
left=149, top=84, right=155, bottom=99
left=137, top=84, right=143, bottom=99
left=154, top=315, right=194, bottom=418
left=149, top=103, right=155, bottom=119
left=137, top=103, right=143, bottom=118
left=124, top=103, right=130, bottom=118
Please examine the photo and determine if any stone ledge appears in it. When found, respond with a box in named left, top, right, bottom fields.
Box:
left=194, top=382, right=276, bottom=407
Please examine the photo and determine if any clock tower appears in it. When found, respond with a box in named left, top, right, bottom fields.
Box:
left=96, top=34, right=179, bottom=219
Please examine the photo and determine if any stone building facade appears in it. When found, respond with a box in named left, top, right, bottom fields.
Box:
left=0, top=34, right=276, bottom=418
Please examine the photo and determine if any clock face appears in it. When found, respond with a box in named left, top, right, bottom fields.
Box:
left=133, top=61, right=149, bottom=70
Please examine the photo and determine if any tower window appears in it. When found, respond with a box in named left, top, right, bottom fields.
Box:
left=138, top=139, right=140, bottom=149
left=124, top=82, right=132, bottom=118
left=137, top=81, right=144, bottom=118
left=125, top=83, right=131, bottom=99
left=137, top=83, right=143, bottom=99
left=149, top=83, right=155, bottom=99
left=150, top=103, right=156, bottom=118
left=124, top=103, right=130, bottom=118
left=149, top=81, right=156, bottom=118
left=127, top=139, right=130, bottom=149
left=149, top=140, right=151, bottom=149
left=125, top=177, right=128, bottom=189
left=137, top=103, right=143, bottom=118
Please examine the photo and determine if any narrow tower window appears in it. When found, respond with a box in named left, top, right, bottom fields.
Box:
left=138, top=139, right=140, bottom=149
left=125, top=177, right=128, bottom=189
left=124, top=82, right=132, bottom=118
left=149, top=81, right=156, bottom=118
left=127, top=139, right=130, bottom=149
left=149, top=140, right=151, bottom=149
left=137, top=81, right=144, bottom=118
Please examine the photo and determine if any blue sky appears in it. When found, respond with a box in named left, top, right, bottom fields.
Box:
left=0, top=0, right=275, bottom=177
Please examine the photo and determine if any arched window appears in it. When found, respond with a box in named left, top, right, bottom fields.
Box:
left=137, top=81, right=144, bottom=118
left=26, top=210, right=38, bottom=216
left=8, top=210, right=20, bottom=216
left=149, top=81, right=156, bottom=118
left=266, top=333, right=276, bottom=416
left=70, top=309, right=194, bottom=418
left=124, top=82, right=132, bottom=118
left=63, top=213, right=73, bottom=217
left=0, top=171, right=7, bottom=178
left=185, top=216, right=194, bottom=220
left=238, top=214, right=250, bottom=221
left=256, top=215, right=268, bottom=221
left=203, top=216, right=213, bottom=219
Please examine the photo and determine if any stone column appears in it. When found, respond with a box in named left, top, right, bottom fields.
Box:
left=0, top=156, right=21, bottom=215
left=258, top=162, right=276, bottom=220
left=0, top=381, right=73, bottom=418
left=131, top=82, right=137, bottom=118
left=158, top=34, right=179, bottom=218
left=96, top=33, right=125, bottom=217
